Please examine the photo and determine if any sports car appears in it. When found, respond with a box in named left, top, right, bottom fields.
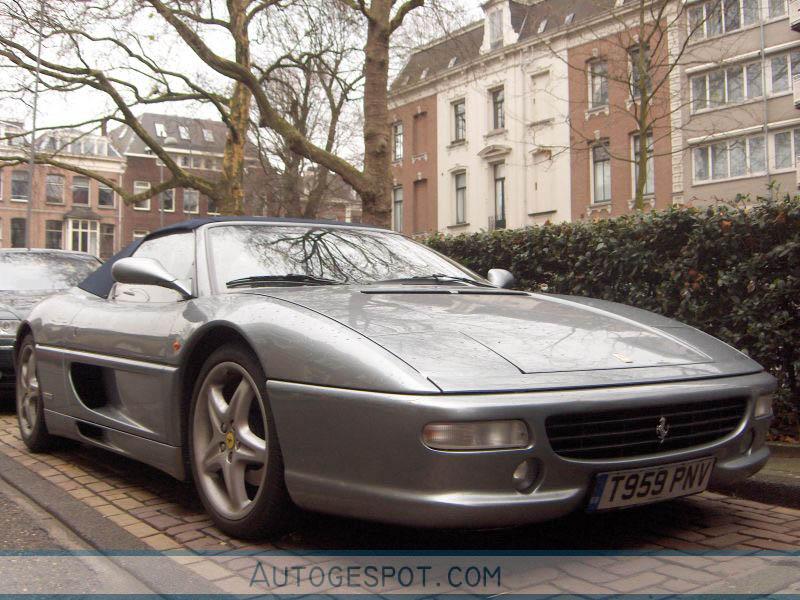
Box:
left=14, top=218, right=775, bottom=538
left=1, top=249, right=100, bottom=395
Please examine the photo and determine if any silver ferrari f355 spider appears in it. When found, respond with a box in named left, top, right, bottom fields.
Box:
left=14, top=218, right=775, bottom=538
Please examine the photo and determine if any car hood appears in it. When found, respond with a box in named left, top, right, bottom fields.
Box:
left=248, top=287, right=763, bottom=392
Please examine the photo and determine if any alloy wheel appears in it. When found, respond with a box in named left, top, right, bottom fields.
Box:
left=192, top=362, right=269, bottom=520
left=17, top=345, right=39, bottom=437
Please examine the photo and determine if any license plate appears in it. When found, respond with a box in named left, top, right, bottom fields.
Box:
left=587, top=457, right=715, bottom=511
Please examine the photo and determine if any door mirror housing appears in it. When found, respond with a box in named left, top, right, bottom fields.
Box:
left=112, top=257, right=193, bottom=300
left=487, top=268, right=516, bottom=289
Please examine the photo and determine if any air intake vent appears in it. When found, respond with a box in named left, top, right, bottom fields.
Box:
left=545, top=397, right=748, bottom=460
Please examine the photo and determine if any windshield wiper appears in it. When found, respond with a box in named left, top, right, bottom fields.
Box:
left=226, top=274, right=344, bottom=288
left=373, top=274, right=496, bottom=288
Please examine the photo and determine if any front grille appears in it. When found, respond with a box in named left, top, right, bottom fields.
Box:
left=545, top=396, right=748, bottom=460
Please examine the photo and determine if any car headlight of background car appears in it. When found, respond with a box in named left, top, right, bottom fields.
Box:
left=754, top=393, right=773, bottom=419
left=0, top=320, right=20, bottom=338
left=422, top=420, right=530, bottom=451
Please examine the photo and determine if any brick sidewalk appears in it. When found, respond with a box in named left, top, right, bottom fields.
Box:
left=1, top=412, right=799, bottom=595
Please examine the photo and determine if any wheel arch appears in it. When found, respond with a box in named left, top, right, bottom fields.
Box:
left=13, top=322, right=33, bottom=369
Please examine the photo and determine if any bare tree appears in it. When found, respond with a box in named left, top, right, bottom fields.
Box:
left=0, top=0, right=435, bottom=225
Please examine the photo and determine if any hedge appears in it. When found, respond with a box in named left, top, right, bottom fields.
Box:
left=425, top=197, right=800, bottom=435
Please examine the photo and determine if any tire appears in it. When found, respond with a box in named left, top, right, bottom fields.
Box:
left=16, top=334, right=55, bottom=452
left=188, top=343, right=291, bottom=539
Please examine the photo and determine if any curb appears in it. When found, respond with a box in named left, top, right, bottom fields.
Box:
left=768, top=441, right=800, bottom=458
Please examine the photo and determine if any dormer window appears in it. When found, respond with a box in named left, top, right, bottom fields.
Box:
left=420, top=67, right=429, bottom=80
left=537, top=19, right=548, bottom=34
left=155, top=123, right=167, bottom=137
left=565, top=13, right=575, bottom=25
left=202, top=129, right=214, bottom=142
left=448, top=56, right=458, bottom=68
left=489, top=9, right=503, bottom=50
left=178, top=125, right=190, bottom=140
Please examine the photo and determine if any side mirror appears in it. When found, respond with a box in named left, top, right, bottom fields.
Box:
left=488, top=268, right=516, bottom=289
left=111, top=257, right=193, bottom=300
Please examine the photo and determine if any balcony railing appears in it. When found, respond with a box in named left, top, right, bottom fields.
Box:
left=791, top=0, right=800, bottom=31
left=794, top=74, right=800, bottom=108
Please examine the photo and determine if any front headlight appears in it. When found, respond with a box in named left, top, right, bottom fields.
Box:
left=422, top=420, right=530, bottom=451
left=754, top=394, right=773, bottom=419
left=0, top=320, right=20, bottom=337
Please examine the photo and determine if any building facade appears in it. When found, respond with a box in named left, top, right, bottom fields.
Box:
left=0, top=122, right=126, bottom=258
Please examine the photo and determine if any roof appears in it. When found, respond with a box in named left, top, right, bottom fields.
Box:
left=391, top=0, right=616, bottom=94
left=0, top=248, right=98, bottom=259
left=110, top=113, right=233, bottom=156
left=78, top=217, right=387, bottom=298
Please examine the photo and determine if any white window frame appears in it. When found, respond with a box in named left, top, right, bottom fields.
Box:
left=45, top=173, right=65, bottom=204
left=133, top=180, right=151, bottom=210
left=202, top=129, right=214, bottom=142
left=183, top=188, right=199, bottom=214
left=452, top=100, right=466, bottom=142
left=770, top=127, right=800, bottom=171
left=178, top=125, right=190, bottom=140
left=71, top=175, right=91, bottom=206
left=690, top=60, right=763, bottom=113
left=161, top=188, right=175, bottom=213
left=11, top=169, right=29, bottom=202
left=154, top=123, right=167, bottom=137
left=692, top=134, right=767, bottom=184
left=67, top=219, right=99, bottom=255
left=454, top=171, right=467, bottom=224
left=688, top=0, right=776, bottom=41
left=589, top=59, right=609, bottom=108
left=98, top=182, right=115, bottom=208
left=392, top=122, right=403, bottom=162
left=392, top=186, right=404, bottom=232
left=767, top=49, right=800, bottom=95
left=488, top=9, right=503, bottom=50
left=591, top=143, right=612, bottom=204
left=490, top=87, right=505, bottom=130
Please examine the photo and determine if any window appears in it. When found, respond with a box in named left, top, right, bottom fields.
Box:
left=453, top=100, right=466, bottom=142
left=770, top=50, right=800, bottom=94
left=491, top=88, right=505, bottom=130
left=11, top=170, right=29, bottom=201
left=691, top=61, right=763, bottom=112
left=68, top=219, right=99, bottom=254
left=592, top=143, right=612, bottom=203
left=193, top=156, right=203, bottom=168
left=392, top=187, right=404, bottom=232
left=629, top=46, right=651, bottom=98
left=202, top=129, right=214, bottom=142
left=454, top=172, right=467, bottom=224
left=183, top=188, right=199, bottom=213
left=132, top=181, right=151, bottom=210
left=45, top=174, right=65, bottom=204
left=771, top=129, right=800, bottom=170
left=100, top=224, right=115, bottom=260
left=161, top=188, right=175, bottom=212
left=132, top=230, right=149, bottom=241
left=537, top=19, right=548, bottom=34
left=692, top=135, right=766, bottom=182
left=155, top=123, right=167, bottom=137
left=181, top=155, right=191, bottom=167
left=488, top=9, right=503, bottom=50
left=493, top=163, right=506, bottom=229
left=178, top=125, right=190, bottom=140
left=45, top=220, right=62, bottom=249
left=689, top=0, right=763, bottom=40
left=72, top=176, right=90, bottom=205
left=392, top=122, right=403, bottom=162
left=632, top=134, right=655, bottom=196
left=589, top=60, right=609, bottom=108
left=208, top=198, right=220, bottom=215
left=11, top=218, right=26, bottom=248
left=769, top=0, right=787, bottom=18
left=98, top=182, right=114, bottom=208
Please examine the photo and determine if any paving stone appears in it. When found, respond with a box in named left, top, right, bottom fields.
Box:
left=606, top=557, right=662, bottom=576
left=606, top=572, right=667, bottom=593
left=655, top=563, right=720, bottom=584
left=124, top=522, right=160, bottom=538
left=143, top=514, right=183, bottom=531
left=701, top=533, right=754, bottom=548
left=142, top=533, right=182, bottom=551
left=113, top=497, right=144, bottom=510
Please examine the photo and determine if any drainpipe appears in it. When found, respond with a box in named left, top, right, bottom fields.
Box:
left=759, top=7, right=772, bottom=200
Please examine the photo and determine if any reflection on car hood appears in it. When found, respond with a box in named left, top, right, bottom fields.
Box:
left=247, top=286, right=762, bottom=392
left=0, top=291, right=54, bottom=320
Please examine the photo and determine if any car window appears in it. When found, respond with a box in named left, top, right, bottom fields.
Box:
left=0, top=252, right=99, bottom=292
left=111, top=232, right=195, bottom=303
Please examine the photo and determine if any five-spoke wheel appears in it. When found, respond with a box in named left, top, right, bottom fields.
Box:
left=189, top=344, right=289, bottom=538
left=15, top=334, right=54, bottom=451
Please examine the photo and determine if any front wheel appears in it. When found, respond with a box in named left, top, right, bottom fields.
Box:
left=16, top=335, right=55, bottom=452
left=188, top=344, right=290, bottom=539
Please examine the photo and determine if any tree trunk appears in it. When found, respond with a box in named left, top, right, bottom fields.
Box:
left=361, top=1, right=392, bottom=227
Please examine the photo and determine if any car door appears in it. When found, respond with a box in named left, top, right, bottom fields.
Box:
left=57, top=231, right=197, bottom=446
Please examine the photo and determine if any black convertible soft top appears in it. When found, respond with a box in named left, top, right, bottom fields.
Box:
left=78, top=216, right=380, bottom=298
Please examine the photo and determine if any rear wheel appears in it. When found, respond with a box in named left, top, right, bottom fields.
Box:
left=188, top=344, right=290, bottom=539
left=16, top=335, right=55, bottom=452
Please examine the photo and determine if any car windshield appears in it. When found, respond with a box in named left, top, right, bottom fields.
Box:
left=207, top=225, right=480, bottom=288
left=0, top=252, right=99, bottom=292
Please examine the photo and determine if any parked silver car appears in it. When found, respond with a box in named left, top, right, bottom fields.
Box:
left=14, top=218, right=775, bottom=538
left=1, top=249, right=100, bottom=395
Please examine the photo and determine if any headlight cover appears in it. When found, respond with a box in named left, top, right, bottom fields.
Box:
left=422, top=420, right=530, bottom=451
left=0, top=320, right=20, bottom=337
left=754, top=394, right=773, bottom=419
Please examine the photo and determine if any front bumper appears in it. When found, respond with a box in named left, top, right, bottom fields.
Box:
left=267, top=372, right=775, bottom=528
left=0, top=339, right=15, bottom=392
